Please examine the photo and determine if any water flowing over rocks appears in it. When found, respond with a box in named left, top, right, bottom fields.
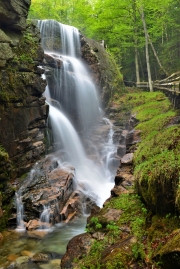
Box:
left=60, top=116, right=136, bottom=268
left=11, top=155, right=92, bottom=230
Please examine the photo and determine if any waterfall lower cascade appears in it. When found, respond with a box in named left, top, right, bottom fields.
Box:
left=15, top=20, right=118, bottom=231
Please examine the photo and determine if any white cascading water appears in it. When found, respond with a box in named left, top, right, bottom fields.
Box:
left=16, top=168, right=36, bottom=231
left=40, top=205, right=51, bottom=229
left=37, top=19, right=115, bottom=207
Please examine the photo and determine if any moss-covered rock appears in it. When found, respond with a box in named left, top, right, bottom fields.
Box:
left=155, top=229, right=180, bottom=269
left=0, top=21, right=48, bottom=175
left=81, top=36, right=123, bottom=107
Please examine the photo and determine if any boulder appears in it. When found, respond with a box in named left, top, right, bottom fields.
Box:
left=126, top=129, right=141, bottom=152
left=12, top=154, right=87, bottom=227
left=61, top=233, right=94, bottom=269
left=121, top=153, right=133, bottom=165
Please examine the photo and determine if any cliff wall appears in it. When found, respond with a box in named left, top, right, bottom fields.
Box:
left=0, top=0, right=48, bottom=229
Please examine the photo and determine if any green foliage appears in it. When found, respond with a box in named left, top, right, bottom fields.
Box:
left=90, top=217, right=102, bottom=230
left=28, top=0, right=180, bottom=81
left=129, top=90, right=180, bottom=213
left=74, top=240, right=104, bottom=269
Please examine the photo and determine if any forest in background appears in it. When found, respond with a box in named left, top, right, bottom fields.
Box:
left=29, top=0, right=180, bottom=85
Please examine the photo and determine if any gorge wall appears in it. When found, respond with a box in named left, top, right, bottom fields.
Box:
left=0, top=0, right=48, bottom=228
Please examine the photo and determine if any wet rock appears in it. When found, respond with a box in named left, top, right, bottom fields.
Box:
left=7, top=254, right=19, bottom=262
left=21, top=250, right=34, bottom=258
left=61, top=233, right=94, bottom=269
left=15, top=256, right=29, bottom=265
left=121, top=153, right=133, bottom=165
left=50, top=259, right=61, bottom=268
left=27, top=230, right=49, bottom=239
left=0, top=21, right=48, bottom=177
left=126, top=129, right=141, bottom=152
left=111, top=185, right=129, bottom=197
left=117, top=145, right=126, bottom=158
left=26, top=219, right=51, bottom=231
left=13, top=154, right=87, bottom=227
left=31, top=253, right=51, bottom=263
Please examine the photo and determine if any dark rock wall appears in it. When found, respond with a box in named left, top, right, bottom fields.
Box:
left=0, top=4, right=48, bottom=175
left=0, top=0, right=48, bottom=229
left=0, top=0, right=31, bottom=31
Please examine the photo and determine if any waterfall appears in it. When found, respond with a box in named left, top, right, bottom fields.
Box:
left=37, top=19, right=115, bottom=207
left=38, top=19, right=100, bottom=131
left=15, top=20, right=116, bottom=229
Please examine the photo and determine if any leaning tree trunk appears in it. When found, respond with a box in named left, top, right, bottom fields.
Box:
left=139, top=5, right=153, bottom=92
left=148, top=33, right=168, bottom=76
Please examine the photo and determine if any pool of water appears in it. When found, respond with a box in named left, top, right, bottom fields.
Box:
left=0, top=216, right=87, bottom=268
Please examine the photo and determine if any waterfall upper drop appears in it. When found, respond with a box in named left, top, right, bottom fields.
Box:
left=36, top=20, right=115, bottom=207
left=38, top=20, right=100, bottom=131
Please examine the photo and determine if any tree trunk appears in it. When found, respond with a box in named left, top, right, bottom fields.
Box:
left=139, top=5, right=153, bottom=92
left=132, top=0, right=140, bottom=84
left=148, top=34, right=168, bottom=76
left=135, top=42, right=140, bottom=84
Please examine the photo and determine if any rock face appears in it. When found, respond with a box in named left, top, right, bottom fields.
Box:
left=10, top=154, right=93, bottom=230
left=0, top=1, right=48, bottom=229
left=81, top=36, right=123, bottom=107
left=10, top=155, right=85, bottom=229
left=0, top=0, right=31, bottom=31
left=0, top=22, right=48, bottom=175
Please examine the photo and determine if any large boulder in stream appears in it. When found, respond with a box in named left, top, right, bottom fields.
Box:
left=10, top=154, right=91, bottom=229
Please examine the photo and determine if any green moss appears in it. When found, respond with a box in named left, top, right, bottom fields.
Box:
left=134, top=126, right=180, bottom=166
left=0, top=22, right=40, bottom=104
left=0, top=202, right=12, bottom=232
left=135, top=110, right=176, bottom=139
left=132, top=98, right=171, bottom=122
left=135, top=150, right=180, bottom=210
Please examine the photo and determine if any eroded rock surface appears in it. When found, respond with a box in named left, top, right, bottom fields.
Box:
left=11, top=155, right=86, bottom=228
left=0, top=0, right=30, bottom=30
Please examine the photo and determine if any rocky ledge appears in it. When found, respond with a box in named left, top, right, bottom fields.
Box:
left=10, top=154, right=93, bottom=232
